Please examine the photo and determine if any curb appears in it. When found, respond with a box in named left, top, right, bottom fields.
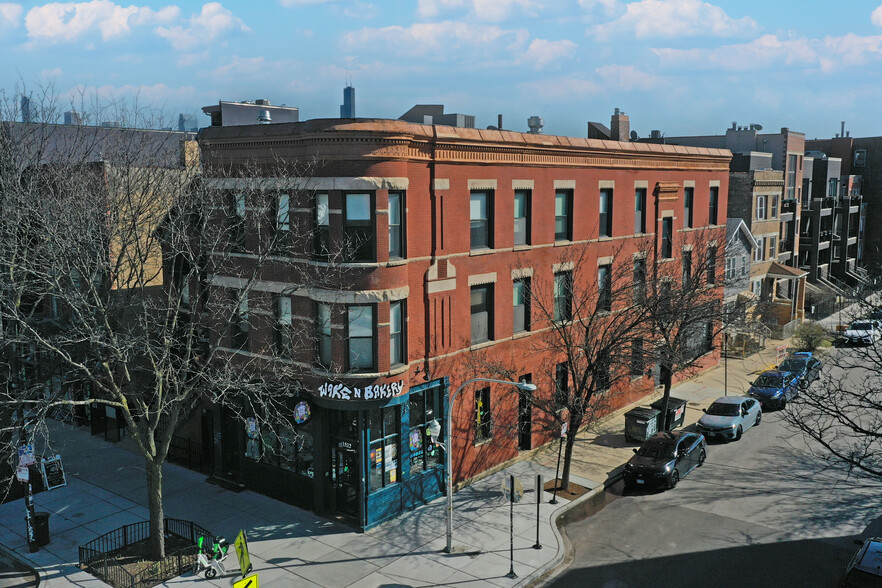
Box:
left=521, top=468, right=625, bottom=587
left=0, top=542, right=41, bottom=587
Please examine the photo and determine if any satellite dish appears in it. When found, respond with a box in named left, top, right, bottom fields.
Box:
left=630, top=130, right=639, bottom=141
left=753, top=124, right=763, bottom=131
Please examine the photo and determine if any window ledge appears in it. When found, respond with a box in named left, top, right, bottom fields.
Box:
left=553, top=240, right=572, bottom=247
left=470, top=340, right=495, bottom=351
left=386, top=258, right=407, bottom=267
left=469, top=248, right=495, bottom=256
left=388, top=364, right=409, bottom=376
left=511, top=331, right=531, bottom=340
left=474, top=438, right=493, bottom=447
left=513, top=245, right=532, bottom=251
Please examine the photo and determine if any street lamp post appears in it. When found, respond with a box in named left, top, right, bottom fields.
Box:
left=430, top=377, right=537, bottom=554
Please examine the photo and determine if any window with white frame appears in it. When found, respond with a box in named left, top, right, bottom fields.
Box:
left=755, top=195, right=767, bottom=220
left=390, top=300, right=405, bottom=366
left=347, top=305, right=374, bottom=371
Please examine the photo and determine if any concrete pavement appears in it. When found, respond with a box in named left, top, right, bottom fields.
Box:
left=0, top=328, right=821, bottom=587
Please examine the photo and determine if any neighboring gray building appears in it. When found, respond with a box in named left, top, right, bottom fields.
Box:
left=724, top=218, right=758, bottom=319
left=398, top=105, right=475, bottom=128
left=202, top=99, right=300, bottom=127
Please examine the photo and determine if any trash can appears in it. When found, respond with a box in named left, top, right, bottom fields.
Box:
left=624, top=407, right=660, bottom=443
left=32, top=512, right=50, bottom=546
left=651, top=396, right=688, bottom=431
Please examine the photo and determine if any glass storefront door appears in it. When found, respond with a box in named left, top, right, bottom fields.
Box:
left=329, top=410, right=359, bottom=520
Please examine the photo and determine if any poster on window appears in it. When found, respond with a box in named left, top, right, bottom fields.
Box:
left=384, top=444, right=396, bottom=471
left=409, top=429, right=422, bottom=452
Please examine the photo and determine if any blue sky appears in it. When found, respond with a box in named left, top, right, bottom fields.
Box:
left=3, top=0, right=882, bottom=139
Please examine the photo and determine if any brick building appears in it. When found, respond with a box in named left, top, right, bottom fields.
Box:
left=195, top=118, right=731, bottom=528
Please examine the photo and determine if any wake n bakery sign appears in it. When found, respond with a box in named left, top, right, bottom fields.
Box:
left=318, top=380, right=406, bottom=401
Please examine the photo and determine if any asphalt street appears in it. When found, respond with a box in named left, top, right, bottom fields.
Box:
left=549, top=347, right=882, bottom=588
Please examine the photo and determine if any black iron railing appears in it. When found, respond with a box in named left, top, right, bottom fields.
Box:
left=167, top=435, right=212, bottom=474
left=79, top=518, right=214, bottom=588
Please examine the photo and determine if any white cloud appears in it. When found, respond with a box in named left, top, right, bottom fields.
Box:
left=592, top=0, right=758, bottom=41
left=594, top=64, right=661, bottom=90
left=521, top=38, right=576, bottom=68
left=278, top=0, right=332, bottom=5
left=872, top=5, right=882, bottom=28
left=652, top=33, right=882, bottom=73
left=155, top=3, right=250, bottom=50
left=578, top=0, right=618, bottom=15
left=0, top=3, right=23, bottom=27
left=417, top=0, right=546, bottom=22
left=518, top=74, right=601, bottom=101
left=177, top=50, right=209, bottom=67
left=24, top=1, right=178, bottom=42
left=40, top=67, right=63, bottom=78
left=344, top=2, right=377, bottom=19
left=345, top=20, right=527, bottom=56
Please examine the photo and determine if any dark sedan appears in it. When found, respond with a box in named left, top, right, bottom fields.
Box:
left=778, top=352, right=822, bottom=389
left=623, top=431, right=707, bottom=491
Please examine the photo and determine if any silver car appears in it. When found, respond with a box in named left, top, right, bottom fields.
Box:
left=695, top=396, right=762, bottom=441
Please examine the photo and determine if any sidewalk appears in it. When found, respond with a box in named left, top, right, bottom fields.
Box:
left=0, top=337, right=792, bottom=588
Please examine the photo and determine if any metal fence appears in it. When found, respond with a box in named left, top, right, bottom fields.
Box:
left=167, top=435, right=212, bottom=474
left=79, top=518, right=214, bottom=588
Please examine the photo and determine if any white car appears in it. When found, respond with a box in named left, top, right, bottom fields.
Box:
left=843, top=320, right=881, bottom=346
left=695, top=396, right=762, bottom=442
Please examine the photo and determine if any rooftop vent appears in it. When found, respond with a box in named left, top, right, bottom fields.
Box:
left=527, top=116, right=544, bottom=134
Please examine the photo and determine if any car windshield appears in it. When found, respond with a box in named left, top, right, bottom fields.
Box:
left=754, top=374, right=783, bottom=388
left=779, top=359, right=806, bottom=372
left=851, top=322, right=874, bottom=330
left=706, top=402, right=740, bottom=416
left=635, top=439, right=675, bottom=458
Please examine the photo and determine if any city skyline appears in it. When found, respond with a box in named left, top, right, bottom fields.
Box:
left=2, top=0, right=882, bottom=139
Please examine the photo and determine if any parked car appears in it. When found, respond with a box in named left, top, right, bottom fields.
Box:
left=778, top=352, right=823, bottom=389
left=695, top=396, right=762, bottom=442
left=843, top=320, right=882, bottom=346
left=622, top=431, right=707, bottom=490
left=747, top=369, right=800, bottom=410
left=841, top=537, right=882, bottom=587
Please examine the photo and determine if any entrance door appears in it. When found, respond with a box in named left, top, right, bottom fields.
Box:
left=329, top=410, right=359, bottom=520
left=220, top=409, right=242, bottom=478
left=518, top=375, right=532, bottom=451
left=200, top=410, right=215, bottom=474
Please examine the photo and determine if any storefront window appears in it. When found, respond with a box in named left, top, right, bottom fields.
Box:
left=243, top=416, right=315, bottom=479
left=368, top=406, right=399, bottom=491
left=409, top=388, right=442, bottom=474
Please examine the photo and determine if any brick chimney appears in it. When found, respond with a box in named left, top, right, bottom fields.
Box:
left=611, top=108, right=629, bottom=142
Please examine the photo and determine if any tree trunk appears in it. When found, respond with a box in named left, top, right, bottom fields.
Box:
left=559, top=429, right=578, bottom=491
left=658, top=363, right=673, bottom=430
left=145, top=458, right=165, bottom=561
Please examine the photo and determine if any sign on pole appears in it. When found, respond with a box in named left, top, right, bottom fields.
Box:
left=560, top=422, right=568, bottom=439
left=233, top=573, right=259, bottom=588
left=16, top=465, right=29, bottom=483
left=17, top=445, right=35, bottom=467
left=501, top=475, right=524, bottom=503
left=234, top=529, right=253, bottom=578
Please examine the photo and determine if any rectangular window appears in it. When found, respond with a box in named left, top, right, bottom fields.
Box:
left=553, top=272, right=572, bottom=322
left=768, top=237, right=776, bottom=258
left=347, top=305, right=375, bottom=371
left=598, top=264, right=612, bottom=312
left=475, top=387, right=492, bottom=443
left=682, top=250, right=692, bottom=287
left=344, top=193, right=374, bottom=261
left=771, top=195, right=779, bottom=218
left=725, top=257, right=735, bottom=280
left=707, top=247, right=717, bottom=285
left=828, top=178, right=839, bottom=199
left=471, top=284, right=493, bottom=344
left=388, top=191, right=404, bottom=259
left=596, top=352, right=611, bottom=391
left=755, top=195, right=767, bottom=220
left=684, top=187, right=694, bottom=228
left=390, top=300, right=405, bottom=366
left=275, top=296, right=292, bottom=356
left=409, top=387, right=442, bottom=474
left=635, top=188, right=646, bottom=234
left=633, top=258, right=646, bottom=302
left=368, top=407, right=399, bottom=491
left=599, top=188, right=613, bottom=237
left=709, top=186, right=719, bottom=226
left=661, top=218, right=673, bottom=258
left=276, top=193, right=290, bottom=232
left=554, top=362, right=568, bottom=410
left=314, top=193, right=330, bottom=258
left=470, top=190, right=492, bottom=250
left=742, top=254, right=748, bottom=275
left=630, top=338, right=644, bottom=376
left=555, top=189, right=572, bottom=241
left=231, top=293, right=249, bottom=351
left=230, top=192, right=246, bottom=250
left=787, top=154, right=797, bottom=199
left=754, top=237, right=764, bottom=262
left=513, top=189, right=530, bottom=246
left=512, top=278, right=530, bottom=333
left=316, top=303, right=332, bottom=367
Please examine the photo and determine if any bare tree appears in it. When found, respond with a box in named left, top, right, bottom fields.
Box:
left=0, top=89, right=345, bottom=560
left=639, top=230, right=726, bottom=430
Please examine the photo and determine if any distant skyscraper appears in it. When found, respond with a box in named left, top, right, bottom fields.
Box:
left=340, top=85, right=355, bottom=118
left=64, top=110, right=82, bottom=125
left=178, top=113, right=198, bottom=132
left=21, top=96, right=31, bottom=123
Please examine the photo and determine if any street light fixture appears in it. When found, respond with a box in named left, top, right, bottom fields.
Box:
left=429, top=377, right=537, bottom=554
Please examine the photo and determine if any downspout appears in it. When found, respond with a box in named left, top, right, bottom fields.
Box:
left=423, top=126, right=438, bottom=378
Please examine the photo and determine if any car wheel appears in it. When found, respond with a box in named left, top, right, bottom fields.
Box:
left=735, top=426, right=743, bottom=441
left=779, top=399, right=787, bottom=410
left=697, top=448, right=706, bottom=466
left=755, top=411, right=762, bottom=426
left=669, top=469, right=680, bottom=489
